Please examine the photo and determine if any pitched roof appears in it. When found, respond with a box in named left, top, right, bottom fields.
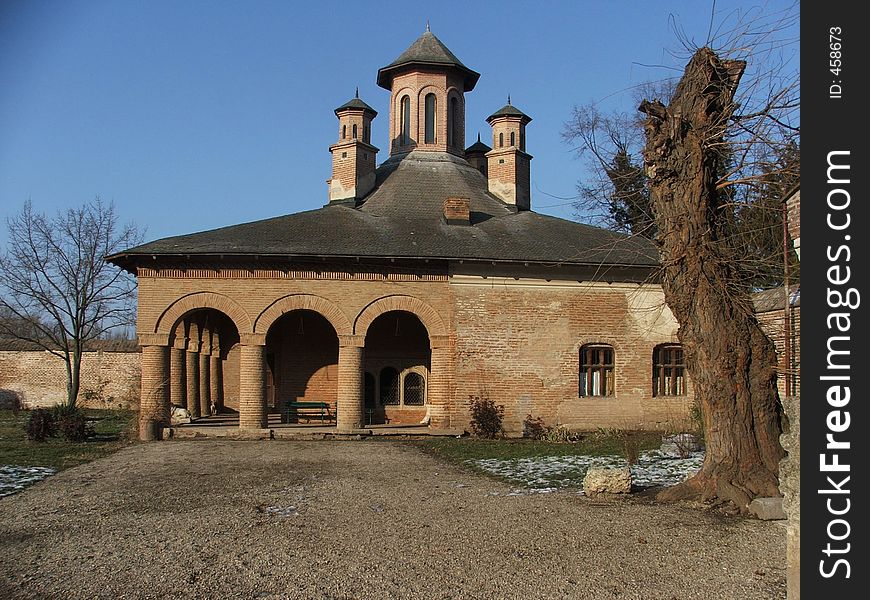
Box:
left=108, top=151, right=659, bottom=272
left=465, top=134, right=491, bottom=154
left=377, top=31, right=480, bottom=91
left=334, top=96, right=377, bottom=117
left=487, top=101, right=531, bottom=124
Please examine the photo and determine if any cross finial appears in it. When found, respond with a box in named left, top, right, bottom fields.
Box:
left=426, top=19, right=430, bottom=32
left=355, top=86, right=359, bottom=99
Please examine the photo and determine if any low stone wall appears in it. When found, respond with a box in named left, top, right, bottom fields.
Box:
left=0, top=342, right=140, bottom=410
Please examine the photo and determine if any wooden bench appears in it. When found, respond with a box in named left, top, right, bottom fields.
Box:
left=283, top=401, right=333, bottom=424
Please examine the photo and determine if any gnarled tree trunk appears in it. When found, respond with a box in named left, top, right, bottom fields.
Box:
left=639, top=48, right=784, bottom=511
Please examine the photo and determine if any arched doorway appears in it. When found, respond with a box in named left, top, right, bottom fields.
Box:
left=168, top=309, right=240, bottom=418
left=363, top=310, right=430, bottom=425
left=265, top=310, right=339, bottom=422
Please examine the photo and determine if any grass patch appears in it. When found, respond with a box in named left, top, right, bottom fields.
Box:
left=0, top=408, right=135, bottom=471
left=412, top=430, right=662, bottom=465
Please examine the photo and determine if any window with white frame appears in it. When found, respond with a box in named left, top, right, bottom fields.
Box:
left=653, top=344, right=686, bottom=396
left=580, top=344, right=614, bottom=397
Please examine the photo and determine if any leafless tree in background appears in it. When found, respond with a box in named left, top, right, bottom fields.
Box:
left=0, top=198, right=142, bottom=409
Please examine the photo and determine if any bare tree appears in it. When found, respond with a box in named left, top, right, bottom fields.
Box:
left=0, top=198, right=142, bottom=409
left=637, top=1, right=799, bottom=510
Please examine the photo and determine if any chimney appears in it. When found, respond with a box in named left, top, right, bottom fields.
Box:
left=443, top=197, right=470, bottom=226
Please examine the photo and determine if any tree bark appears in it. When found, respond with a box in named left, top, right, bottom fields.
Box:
left=639, top=48, right=784, bottom=511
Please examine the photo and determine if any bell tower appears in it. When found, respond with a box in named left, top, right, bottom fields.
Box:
left=376, top=28, right=480, bottom=156
left=327, top=89, right=379, bottom=204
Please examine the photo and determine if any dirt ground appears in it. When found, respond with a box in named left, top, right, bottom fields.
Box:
left=0, top=439, right=786, bottom=599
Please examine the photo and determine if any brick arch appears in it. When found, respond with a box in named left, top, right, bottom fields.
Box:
left=155, top=292, right=253, bottom=336
left=354, top=295, right=447, bottom=339
left=254, top=294, right=352, bottom=337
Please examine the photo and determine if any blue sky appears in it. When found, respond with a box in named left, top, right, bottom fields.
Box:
left=0, top=0, right=798, bottom=248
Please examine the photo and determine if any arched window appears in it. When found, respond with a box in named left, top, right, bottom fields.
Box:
left=424, top=93, right=436, bottom=144
left=510, top=131, right=516, bottom=146
left=499, top=132, right=504, bottom=147
left=403, top=372, right=425, bottom=406
left=380, top=367, right=399, bottom=405
left=364, top=124, right=370, bottom=143
left=342, top=124, right=346, bottom=139
left=579, top=344, right=614, bottom=397
left=519, top=129, right=525, bottom=151
left=401, top=96, right=411, bottom=145
left=448, top=97, right=459, bottom=148
left=352, top=124, right=358, bottom=139
left=653, top=345, right=686, bottom=396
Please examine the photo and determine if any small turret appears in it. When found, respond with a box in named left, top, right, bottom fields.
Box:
left=327, top=89, right=379, bottom=204
left=485, top=97, right=532, bottom=210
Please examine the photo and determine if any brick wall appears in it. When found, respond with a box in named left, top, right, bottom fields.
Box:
left=450, top=276, right=692, bottom=433
left=0, top=349, right=140, bottom=409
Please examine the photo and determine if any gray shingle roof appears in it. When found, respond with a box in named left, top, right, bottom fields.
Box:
left=108, top=151, right=659, bottom=272
left=377, top=31, right=480, bottom=91
left=334, top=96, right=377, bottom=116
left=487, top=102, right=531, bottom=124
left=465, top=134, right=491, bottom=154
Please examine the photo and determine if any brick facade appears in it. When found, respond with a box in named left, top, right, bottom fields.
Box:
left=130, top=263, right=691, bottom=436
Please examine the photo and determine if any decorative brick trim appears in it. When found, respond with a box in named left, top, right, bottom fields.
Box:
left=155, top=292, right=253, bottom=336
left=239, top=333, right=267, bottom=346
left=338, top=334, right=366, bottom=348
left=254, top=294, right=352, bottom=336
left=139, top=266, right=446, bottom=282
left=354, top=295, right=448, bottom=337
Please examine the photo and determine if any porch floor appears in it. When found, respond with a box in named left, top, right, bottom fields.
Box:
left=167, top=411, right=463, bottom=440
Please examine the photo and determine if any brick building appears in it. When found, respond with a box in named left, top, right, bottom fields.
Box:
left=108, top=30, right=695, bottom=440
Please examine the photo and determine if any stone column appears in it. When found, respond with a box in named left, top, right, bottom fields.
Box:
left=336, top=335, right=364, bottom=432
left=170, top=341, right=186, bottom=410
left=239, top=334, right=267, bottom=430
left=428, top=335, right=452, bottom=429
left=186, top=341, right=200, bottom=418
left=199, top=343, right=211, bottom=417
left=139, top=334, right=170, bottom=441
left=210, top=353, right=223, bottom=413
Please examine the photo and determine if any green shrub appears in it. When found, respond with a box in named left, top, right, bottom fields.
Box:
left=25, top=408, right=56, bottom=442
left=469, top=395, right=504, bottom=439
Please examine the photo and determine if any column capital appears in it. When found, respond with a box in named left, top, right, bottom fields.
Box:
left=173, top=336, right=188, bottom=351
left=187, top=340, right=202, bottom=353
left=338, top=334, right=365, bottom=348
left=139, top=333, right=170, bottom=347
left=430, top=335, right=451, bottom=350
left=240, top=333, right=267, bottom=346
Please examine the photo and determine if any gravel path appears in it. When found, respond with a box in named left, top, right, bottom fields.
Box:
left=0, top=440, right=786, bottom=599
